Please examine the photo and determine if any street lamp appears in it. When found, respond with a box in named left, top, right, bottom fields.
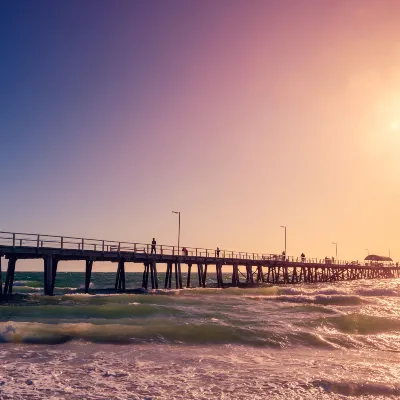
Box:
left=280, top=225, right=287, bottom=258
left=365, top=248, right=369, bottom=255
left=332, top=242, right=337, bottom=260
left=172, top=211, right=181, bottom=256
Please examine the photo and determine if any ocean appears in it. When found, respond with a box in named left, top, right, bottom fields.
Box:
left=1, top=272, right=400, bottom=399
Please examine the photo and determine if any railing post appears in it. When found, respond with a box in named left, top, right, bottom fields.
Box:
left=12, top=233, right=15, bottom=248
left=61, top=237, right=64, bottom=249
left=102, top=240, right=105, bottom=252
left=37, top=235, right=40, bottom=249
left=81, top=239, right=84, bottom=252
left=19, top=239, right=22, bottom=246
left=160, top=245, right=163, bottom=255
left=196, top=248, right=198, bottom=257
left=134, top=243, right=136, bottom=253
left=118, top=242, right=121, bottom=254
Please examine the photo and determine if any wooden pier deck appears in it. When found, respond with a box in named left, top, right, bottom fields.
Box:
left=1, top=231, right=399, bottom=297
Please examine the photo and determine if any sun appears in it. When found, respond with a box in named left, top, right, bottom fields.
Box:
left=390, top=121, right=400, bottom=131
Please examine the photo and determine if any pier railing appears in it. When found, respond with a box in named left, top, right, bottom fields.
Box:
left=0, top=231, right=385, bottom=266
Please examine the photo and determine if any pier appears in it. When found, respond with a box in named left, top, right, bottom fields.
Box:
left=0, top=231, right=399, bottom=297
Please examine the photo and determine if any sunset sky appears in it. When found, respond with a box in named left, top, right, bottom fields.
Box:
left=1, top=0, right=400, bottom=270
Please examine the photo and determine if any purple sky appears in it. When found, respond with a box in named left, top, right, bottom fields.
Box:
left=2, top=0, right=400, bottom=270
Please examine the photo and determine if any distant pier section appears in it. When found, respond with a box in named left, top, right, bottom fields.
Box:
left=0, top=231, right=399, bottom=297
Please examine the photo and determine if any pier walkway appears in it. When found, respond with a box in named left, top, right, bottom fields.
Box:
left=1, top=231, right=399, bottom=297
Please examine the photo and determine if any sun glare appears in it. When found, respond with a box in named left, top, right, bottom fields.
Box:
left=390, top=121, right=400, bottom=131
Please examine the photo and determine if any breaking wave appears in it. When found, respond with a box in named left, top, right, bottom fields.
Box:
left=320, top=313, right=400, bottom=335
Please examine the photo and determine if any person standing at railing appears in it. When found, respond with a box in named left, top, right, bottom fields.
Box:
left=216, top=247, right=220, bottom=257
left=151, top=238, right=156, bottom=254
left=301, top=253, right=305, bottom=262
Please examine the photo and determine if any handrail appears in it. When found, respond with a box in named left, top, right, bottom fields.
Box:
left=0, top=230, right=393, bottom=266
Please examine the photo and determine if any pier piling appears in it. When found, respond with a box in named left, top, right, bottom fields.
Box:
left=43, top=256, right=53, bottom=296
left=197, top=264, right=203, bottom=287
left=202, top=263, right=208, bottom=288
left=187, top=263, right=192, bottom=288
left=174, top=262, right=179, bottom=289
left=165, top=262, right=172, bottom=289
left=85, top=260, right=93, bottom=293
left=0, top=256, right=2, bottom=296
left=150, top=260, right=158, bottom=289
left=51, top=259, right=59, bottom=294
left=4, top=258, right=16, bottom=295
left=142, top=263, right=149, bottom=289
left=116, top=260, right=126, bottom=292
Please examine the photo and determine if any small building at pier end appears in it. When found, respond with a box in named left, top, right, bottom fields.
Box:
left=364, top=254, right=393, bottom=267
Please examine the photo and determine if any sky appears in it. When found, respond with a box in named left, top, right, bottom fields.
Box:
left=1, top=0, right=400, bottom=271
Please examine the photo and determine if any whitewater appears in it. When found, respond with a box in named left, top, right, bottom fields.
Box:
left=2, top=272, right=400, bottom=399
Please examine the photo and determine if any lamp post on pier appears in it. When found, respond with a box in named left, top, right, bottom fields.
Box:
left=280, top=225, right=287, bottom=259
left=332, top=242, right=337, bottom=260
left=172, top=211, right=181, bottom=256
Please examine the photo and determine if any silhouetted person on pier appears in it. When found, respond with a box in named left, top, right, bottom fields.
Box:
left=282, top=251, right=286, bottom=261
left=182, top=247, right=188, bottom=256
left=216, top=247, right=220, bottom=257
left=151, top=238, right=156, bottom=254
left=301, top=253, right=305, bottom=262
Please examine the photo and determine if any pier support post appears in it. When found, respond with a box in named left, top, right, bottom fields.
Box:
left=291, top=265, right=297, bottom=283
left=43, top=256, right=53, bottom=296
left=4, top=258, right=17, bottom=295
left=256, top=265, right=264, bottom=282
left=275, top=265, right=280, bottom=284
left=142, top=263, right=149, bottom=289
left=246, top=264, right=254, bottom=285
left=178, top=262, right=183, bottom=289
left=187, top=263, right=192, bottom=288
left=266, top=265, right=271, bottom=283
left=151, top=260, right=158, bottom=289
left=116, top=260, right=126, bottom=292
left=173, top=262, right=183, bottom=289
left=174, top=262, right=179, bottom=289
left=216, top=263, right=223, bottom=288
left=197, top=264, right=203, bottom=287
left=202, top=263, right=208, bottom=288
left=4, top=259, right=13, bottom=295
left=115, top=263, right=121, bottom=289
left=231, top=263, right=239, bottom=286
left=165, top=262, right=172, bottom=288
left=85, top=260, right=93, bottom=294
left=51, top=259, right=59, bottom=294
left=0, top=256, right=2, bottom=297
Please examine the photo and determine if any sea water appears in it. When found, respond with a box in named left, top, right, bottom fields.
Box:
left=1, top=272, right=400, bottom=399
